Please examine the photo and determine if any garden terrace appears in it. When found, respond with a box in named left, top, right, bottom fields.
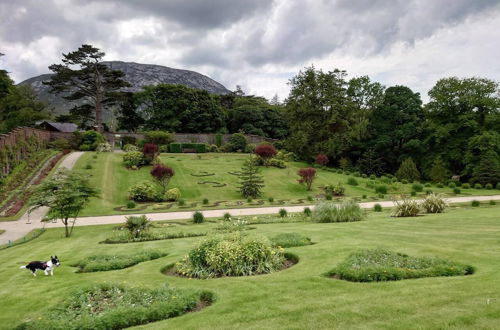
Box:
left=1, top=205, right=499, bottom=328
left=73, top=152, right=500, bottom=216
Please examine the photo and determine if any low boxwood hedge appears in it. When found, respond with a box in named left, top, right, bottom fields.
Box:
left=70, top=250, right=167, bottom=272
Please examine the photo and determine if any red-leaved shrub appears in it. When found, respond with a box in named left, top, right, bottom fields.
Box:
left=143, top=143, right=159, bottom=164
left=255, top=143, right=277, bottom=166
left=150, top=164, right=174, bottom=193
left=298, top=168, right=317, bottom=191
left=315, top=154, right=329, bottom=166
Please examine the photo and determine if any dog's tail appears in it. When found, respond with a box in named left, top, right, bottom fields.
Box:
left=19, top=265, right=26, bottom=269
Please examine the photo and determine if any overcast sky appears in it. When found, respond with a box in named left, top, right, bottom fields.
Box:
left=1, top=0, right=500, bottom=101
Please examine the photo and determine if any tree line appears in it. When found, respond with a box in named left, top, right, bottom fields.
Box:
left=1, top=45, right=498, bottom=183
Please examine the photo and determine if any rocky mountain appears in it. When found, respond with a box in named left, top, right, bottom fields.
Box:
left=19, top=61, right=231, bottom=116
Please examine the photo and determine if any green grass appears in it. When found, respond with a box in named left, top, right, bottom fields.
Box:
left=73, top=152, right=500, bottom=216
left=1, top=205, right=500, bottom=329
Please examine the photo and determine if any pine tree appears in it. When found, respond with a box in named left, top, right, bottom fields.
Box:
left=46, top=44, right=130, bottom=132
left=396, top=158, right=420, bottom=182
left=472, top=150, right=500, bottom=186
left=238, top=158, right=265, bottom=198
left=429, top=157, right=450, bottom=183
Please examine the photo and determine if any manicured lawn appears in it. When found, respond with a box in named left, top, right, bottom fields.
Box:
left=1, top=205, right=499, bottom=329
left=74, top=152, right=500, bottom=216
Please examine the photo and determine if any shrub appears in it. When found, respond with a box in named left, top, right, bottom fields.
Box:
left=315, top=154, right=329, bottom=166
left=208, top=144, right=218, bottom=152
left=71, top=250, right=166, bottom=272
left=324, top=183, right=345, bottom=196
left=485, top=183, right=493, bottom=190
left=425, top=183, right=431, bottom=187
left=202, top=198, right=209, bottom=205
left=298, top=168, right=317, bottom=190
left=15, top=283, right=206, bottom=329
left=474, top=183, right=483, bottom=189
left=325, top=194, right=333, bottom=200
left=125, top=215, right=151, bottom=238
left=84, top=163, right=92, bottom=170
left=244, top=143, right=256, bottom=153
left=471, top=200, right=480, bottom=207
left=373, top=203, right=382, bottom=212
left=268, top=197, right=274, bottom=203
left=328, top=248, right=474, bottom=282
left=215, top=133, right=223, bottom=147
left=126, top=201, right=136, bottom=209
left=164, top=188, right=181, bottom=201
left=462, top=183, right=471, bottom=189
left=223, top=212, right=231, bottom=221
left=429, top=157, right=450, bottom=183
left=255, top=143, right=277, bottom=165
left=123, top=144, right=138, bottom=152
left=303, top=207, right=312, bottom=217
left=268, top=158, right=287, bottom=168
left=193, top=211, right=204, bottom=223
left=375, top=185, right=387, bottom=194
left=489, top=200, right=496, bottom=205
left=362, top=194, right=367, bottom=199
left=396, top=158, right=420, bottom=182
left=150, top=164, right=174, bottom=194
left=421, top=193, right=447, bottom=213
left=128, top=182, right=158, bottom=202
left=401, top=179, right=408, bottom=184
left=123, top=151, right=144, bottom=168
left=143, top=131, right=174, bottom=145
left=312, top=200, right=364, bottom=223
left=410, top=191, right=417, bottom=196
left=96, top=142, right=112, bottom=152
left=412, top=183, right=424, bottom=192
left=307, top=195, right=314, bottom=202
left=453, top=188, right=461, bottom=194
left=448, top=182, right=456, bottom=188
left=229, top=133, right=247, bottom=151
left=369, top=174, right=376, bottom=180
left=143, top=143, right=159, bottom=164
left=178, top=199, right=185, bottom=206
left=270, top=233, right=312, bottom=248
left=436, top=183, right=444, bottom=188
left=392, top=196, right=420, bottom=217
left=347, top=177, right=358, bottom=186
left=175, top=234, right=286, bottom=278
left=279, top=208, right=288, bottom=218
left=238, top=158, right=265, bottom=198
left=79, top=130, right=105, bottom=151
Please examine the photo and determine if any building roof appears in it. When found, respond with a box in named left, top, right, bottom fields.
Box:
left=38, top=121, right=79, bottom=133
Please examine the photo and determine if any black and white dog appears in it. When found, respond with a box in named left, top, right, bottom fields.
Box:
left=20, top=256, right=60, bottom=277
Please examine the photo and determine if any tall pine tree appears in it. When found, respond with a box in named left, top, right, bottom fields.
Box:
left=46, top=44, right=130, bottom=132
left=238, top=158, right=265, bottom=198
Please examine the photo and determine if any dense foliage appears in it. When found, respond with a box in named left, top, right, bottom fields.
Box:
left=150, top=164, right=174, bottom=194
left=15, top=284, right=211, bottom=329
left=312, top=200, right=364, bottom=223
left=175, top=233, right=286, bottom=278
left=328, top=248, right=474, bottom=282
left=238, top=158, right=265, bottom=198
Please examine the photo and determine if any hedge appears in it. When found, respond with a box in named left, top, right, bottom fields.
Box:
left=169, top=143, right=207, bottom=153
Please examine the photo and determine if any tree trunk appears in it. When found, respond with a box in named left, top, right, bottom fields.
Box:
left=63, top=218, right=69, bottom=237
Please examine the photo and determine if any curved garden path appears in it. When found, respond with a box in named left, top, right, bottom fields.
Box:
left=0, top=152, right=84, bottom=245
left=2, top=190, right=499, bottom=245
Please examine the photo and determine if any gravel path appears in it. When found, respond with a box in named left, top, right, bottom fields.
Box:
left=2, top=192, right=499, bottom=244
left=0, top=152, right=84, bottom=245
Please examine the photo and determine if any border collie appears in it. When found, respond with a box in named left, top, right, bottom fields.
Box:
left=20, top=256, right=60, bottom=277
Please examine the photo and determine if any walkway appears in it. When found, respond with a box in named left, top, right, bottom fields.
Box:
left=0, top=152, right=84, bottom=245
left=2, top=191, right=499, bottom=245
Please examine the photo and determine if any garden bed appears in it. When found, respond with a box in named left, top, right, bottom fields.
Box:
left=100, top=231, right=206, bottom=244
left=70, top=250, right=167, bottom=272
left=15, top=283, right=214, bottom=330
left=327, top=248, right=474, bottom=282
